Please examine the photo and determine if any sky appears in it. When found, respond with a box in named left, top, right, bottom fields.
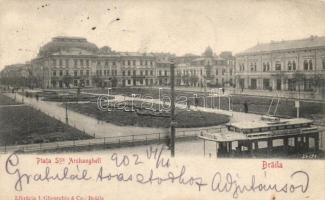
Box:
left=0, top=0, right=325, bottom=70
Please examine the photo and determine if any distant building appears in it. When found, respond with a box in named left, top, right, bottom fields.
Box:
left=1, top=36, right=234, bottom=90
left=235, top=35, right=325, bottom=99
left=175, top=47, right=235, bottom=88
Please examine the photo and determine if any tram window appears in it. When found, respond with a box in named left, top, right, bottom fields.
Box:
left=252, top=128, right=260, bottom=133
left=261, top=127, right=268, bottom=131
left=286, top=125, right=293, bottom=129
left=235, top=128, right=240, bottom=132
left=270, top=126, right=277, bottom=130
left=294, top=124, right=301, bottom=128
left=278, top=126, right=285, bottom=130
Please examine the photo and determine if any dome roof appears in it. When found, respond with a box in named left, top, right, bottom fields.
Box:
left=38, top=36, right=98, bottom=56
left=202, top=46, right=213, bottom=57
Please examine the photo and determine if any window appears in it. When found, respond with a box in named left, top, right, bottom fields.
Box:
left=86, top=60, right=89, bottom=67
left=86, top=80, right=90, bottom=86
left=74, top=60, right=78, bottom=67
left=288, top=79, right=296, bottom=91
left=216, top=69, right=218, bottom=75
left=150, top=61, right=153, bottom=66
left=145, top=61, right=148, bottom=66
left=263, top=79, right=270, bottom=90
left=140, top=70, right=143, bottom=76
left=74, top=70, right=78, bottom=77
left=128, top=60, right=131, bottom=66
left=164, top=70, right=167, bottom=76
left=309, top=60, right=313, bottom=70
left=65, top=70, right=69, bottom=75
left=230, top=69, right=233, bottom=75
left=140, top=60, right=143, bottom=65
left=80, top=60, right=84, bottom=67
left=263, top=63, right=266, bottom=72
left=86, top=70, right=89, bottom=76
left=53, top=70, right=56, bottom=76
left=105, top=61, right=108, bottom=67
left=112, top=61, right=116, bottom=66
left=304, top=79, right=313, bottom=91
left=65, top=59, right=69, bottom=67
left=222, top=68, right=225, bottom=75
left=292, top=61, right=296, bottom=70
left=133, top=60, right=136, bottom=66
left=145, top=70, right=148, bottom=76
left=288, top=61, right=292, bottom=71
left=133, top=70, right=136, bottom=75
left=304, top=60, right=308, bottom=70
left=59, top=59, right=63, bottom=67
left=323, top=59, right=325, bottom=70
left=80, top=70, right=83, bottom=76
left=107, top=70, right=110, bottom=76
left=127, top=70, right=131, bottom=76
left=59, top=70, right=63, bottom=76
left=150, top=70, right=153, bottom=75
left=275, top=61, right=281, bottom=71
left=104, top=70, right=107, bottom=76
left=52, top=59, right=57, bottom=66
left=128, top=80, right=131, bottom=85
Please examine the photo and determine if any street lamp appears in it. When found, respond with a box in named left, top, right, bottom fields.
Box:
left=65, top=95, right=69, bottom=124
left=170, top=60, right=176, bottom=157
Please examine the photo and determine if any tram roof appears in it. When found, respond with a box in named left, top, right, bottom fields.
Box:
left=227, top=118, right=313, bottom=130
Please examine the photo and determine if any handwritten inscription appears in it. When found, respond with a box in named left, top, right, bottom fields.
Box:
left=4, top=145, right=310, bottom=199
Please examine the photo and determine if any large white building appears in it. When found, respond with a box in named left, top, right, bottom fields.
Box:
left=235, top=36, right=325, bottom=99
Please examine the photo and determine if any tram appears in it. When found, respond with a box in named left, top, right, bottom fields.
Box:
left=198, top=115, right=321, bottom=158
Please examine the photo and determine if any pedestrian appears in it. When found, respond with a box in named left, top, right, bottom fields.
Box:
left=187, top=98, right=191, bottom=110
left=195, top=96, right=199, bottom=107
left=244, top=101, right=248, bottom=113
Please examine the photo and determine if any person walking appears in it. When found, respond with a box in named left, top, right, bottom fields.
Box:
left=244, top=101, right=248, bottom=113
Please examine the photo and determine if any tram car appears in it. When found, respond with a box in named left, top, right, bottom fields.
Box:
left=198, top=115, right=321, bottom=158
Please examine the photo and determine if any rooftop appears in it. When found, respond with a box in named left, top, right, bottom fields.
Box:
left=229, top=118, right=313, bottom=130
left=237, top=35, right=325, bottom=55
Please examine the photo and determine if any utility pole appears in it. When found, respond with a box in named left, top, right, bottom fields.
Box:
left=65, top=96, right=69, bottom=124
left=170, top=59, right=176, bottom=157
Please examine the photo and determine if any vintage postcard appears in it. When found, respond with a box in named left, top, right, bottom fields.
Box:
left=0, top=0, right=324, bottom=199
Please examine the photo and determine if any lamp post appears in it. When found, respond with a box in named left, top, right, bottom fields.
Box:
left=170, top=60, right=176, bottom=157
left=65, top=96, right=69, bottom=124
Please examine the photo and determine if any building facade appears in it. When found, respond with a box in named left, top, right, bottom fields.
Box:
left=1, top=36, right=235, bottom=89
left=235, top=36, right=325, bottom=99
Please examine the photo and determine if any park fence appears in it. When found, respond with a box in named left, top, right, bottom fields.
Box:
left=0, top=128, right=217, bottom=153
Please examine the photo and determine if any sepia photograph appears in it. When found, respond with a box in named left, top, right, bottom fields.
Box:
left=0, top=0, right=324, bottom=199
